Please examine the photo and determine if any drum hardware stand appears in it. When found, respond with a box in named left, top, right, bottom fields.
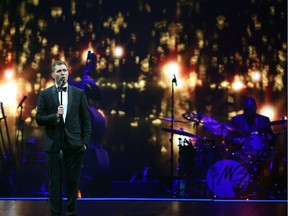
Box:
left=186, top=115, right=207, bottom=197
left=275, top=124, right=287, bottom=198
left=176, top=137, right=195, bottom=197
left=194, top=116, right=215, bottom=197
left=192, top=119, right=200, bottom=137
left=196, top=144, right=212, bottom=198
left=240, top=149, right=271, bottom=199
left=256, top=149, right=275, bottom=198
left=176, top=137, right=209, bottom=198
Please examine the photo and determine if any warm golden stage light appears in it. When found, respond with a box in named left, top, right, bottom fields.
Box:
left=114, top=46, right=124, bottom=58
left=4, top=69, right=14, bottom=80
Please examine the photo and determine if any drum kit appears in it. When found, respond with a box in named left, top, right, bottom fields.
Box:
left=161, top=112, right=286, bottom=199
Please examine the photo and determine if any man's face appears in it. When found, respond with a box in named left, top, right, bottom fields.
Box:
left=243, top=98, right=257, bottom=119
left=52, top=64, right=69, bottom=85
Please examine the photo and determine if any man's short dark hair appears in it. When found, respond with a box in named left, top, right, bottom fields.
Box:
left=52, top=60, right=67, bottom=73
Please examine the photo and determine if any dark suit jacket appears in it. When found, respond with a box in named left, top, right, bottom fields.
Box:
left=230, top=113, right=274, bottom=138
left=36, top=84, right=91, bottom=152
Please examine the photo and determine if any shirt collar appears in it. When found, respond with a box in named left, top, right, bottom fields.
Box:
left=55, top=84, right=68, bottom=91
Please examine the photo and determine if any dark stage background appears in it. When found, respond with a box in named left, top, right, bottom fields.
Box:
left=0, top=0, right=287, bottom=198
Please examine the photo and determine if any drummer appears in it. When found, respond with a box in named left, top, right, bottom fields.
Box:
left=227, top=96, right=275, bottom=151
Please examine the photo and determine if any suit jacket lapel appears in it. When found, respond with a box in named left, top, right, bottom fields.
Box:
left=66, top=85, right=73, bottom=121
left=52, top=86, right=60, bottom=106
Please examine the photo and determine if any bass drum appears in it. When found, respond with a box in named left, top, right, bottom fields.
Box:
left=205, top=154, right=250, bottom=198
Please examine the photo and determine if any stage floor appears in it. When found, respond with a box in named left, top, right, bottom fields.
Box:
left=0, top=197, right=287, bottom=216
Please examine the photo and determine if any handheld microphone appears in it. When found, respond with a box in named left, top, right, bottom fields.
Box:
left=58, top=77, right=65, bottom=87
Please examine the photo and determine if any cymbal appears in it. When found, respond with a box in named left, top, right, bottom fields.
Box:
left=158, top=117, right=188, bottom=123
left=202, top=122, right=239, bottom=136
left=182, top=112, right=217, bottom=124
left=270, top=119, right=287, bottom=126
left=162, top=128, right=198, bottom=139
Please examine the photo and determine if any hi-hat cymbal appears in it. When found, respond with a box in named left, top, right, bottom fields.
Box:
left=182, top=112, right=217, bottom=124
left=270, top=119, right=287, bottom=126
left=202, top=122, right=240, bottom=136
left=158, top=117, right=188, bottom=123
left=162, top=128, right=198, bottom=139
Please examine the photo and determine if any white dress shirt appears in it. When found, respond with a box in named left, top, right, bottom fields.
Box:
left=57, top=84, right=68, bottom=122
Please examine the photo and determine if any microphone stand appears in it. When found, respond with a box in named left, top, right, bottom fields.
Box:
left=169, top=76, right=177, bottom=195
left=16, top=104, right=25, bottom=164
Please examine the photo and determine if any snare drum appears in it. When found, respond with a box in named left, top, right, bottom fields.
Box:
left=205, top=155, right=250, bottom=198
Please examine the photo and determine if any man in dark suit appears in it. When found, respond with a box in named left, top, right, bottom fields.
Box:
left=229, top=96, right=274, bottom=149
left=36, top=60, right=91, bottom=216
left=227, top=96, right=275, bottom=198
